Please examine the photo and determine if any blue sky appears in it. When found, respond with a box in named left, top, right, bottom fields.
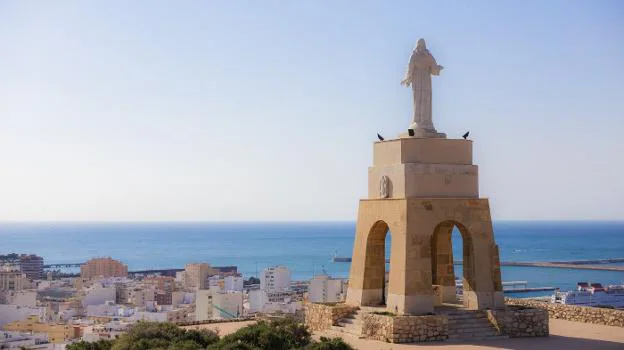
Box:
left=1, top=1, right=623, bottom=221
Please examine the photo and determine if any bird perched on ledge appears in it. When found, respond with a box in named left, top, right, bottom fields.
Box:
left=462, top=131, right=470, bottom=140
left=377, top=133, right=385, bottom=141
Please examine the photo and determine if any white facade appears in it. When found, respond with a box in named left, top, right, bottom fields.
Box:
left=308, top=275, right=346, bottom=303
left=0, top=305, right=46, bottom=327
left=260, top=266, right=290, bottom=293
left=175, top=271, right=185, bottom=283
left=86, top=303, right=134, bottom=318
left=132, top=307, right=192, bottom=323
left=208, top=275, right=223, bottom=293
left=4, top=290, right=37, bottom=307
left=195, top=289, right=213, bottom=321
left=212, top=292, right=243, bottom=319
left=1, top=331, right=49, bottom=349
left=82, top=284, right=116, bottom=307
left=224, top=276, right=243, bottom=292
left=247, top=289, right=266, bottom=313
left=82, top=320, right=130, bottom=342
left=195, top=289, right=243, bottom=320
left=262, top=301, right=302, bottom=314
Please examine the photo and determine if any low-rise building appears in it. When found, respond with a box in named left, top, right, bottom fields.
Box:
left=81, top=320, right=130, bottom=342
left=308, top=275, right=346, bottom=303
left=3, top=316, right=78, bottom=344
left=82, top=283, right=116, bottom=307
left=212, top=292, right=243, bottom=319
left=207, top=276, right=224, bottom=293
left=2, top=290, right=37, bottom=307
left=195, top=289, right=242, bottom=320
left=0, top=305, right=47, bottom=328
left=0, top=331, right=49, bottom=349
left=85, top=302, right=134, bottom=318
left=224, top=276, right=243, bottom=292
left=132, top=305, right=192, bottom=323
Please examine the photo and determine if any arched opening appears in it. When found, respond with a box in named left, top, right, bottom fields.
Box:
left=430, top=221, right=474, bottom=307
left=361, top=220, right=392, bottom=306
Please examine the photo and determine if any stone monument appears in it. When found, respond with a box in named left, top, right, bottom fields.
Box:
left=401, top=38, right=446, bottom=138
left=345, top=39, right=504, bottom=315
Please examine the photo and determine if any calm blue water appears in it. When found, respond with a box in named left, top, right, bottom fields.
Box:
left=1, top=221, right=623, bottom=296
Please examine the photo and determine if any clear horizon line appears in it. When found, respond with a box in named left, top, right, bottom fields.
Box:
left=0, top=219, right=622, bottom=224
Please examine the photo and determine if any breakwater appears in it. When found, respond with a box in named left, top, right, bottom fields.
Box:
left=332, top=257, right=624, bottom=271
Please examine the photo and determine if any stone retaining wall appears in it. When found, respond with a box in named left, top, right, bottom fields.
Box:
left=487, top=306, right=549, bottom=337
left=506, top=298, right=624, bottom=328
left=361, top=313, right=447, bottom=343
left=303, top=303, right=358, bottom=331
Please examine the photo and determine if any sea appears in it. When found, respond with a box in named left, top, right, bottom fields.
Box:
left=1, top=221, right=623, bottom=298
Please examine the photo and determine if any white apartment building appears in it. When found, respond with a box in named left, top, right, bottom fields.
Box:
left=195, top=289, right=213, bottom=321
left=196, top=289, right=243, bottom=321
left=3, top=290, right=37, bottom=307
left=308, top=275, right=346, bottom=303
left=82, top=284, right=116, bottom=307
left=260, top=266, right=290, bottom=293
left=247, top=289, right=266, bottom=313
left=1, top=331, right=49, bottom=349
left=0, top=305, right=46, bottom=328
left=224, top=276, right=243, bottom=292
left=212, top=292, right=243, bottom=319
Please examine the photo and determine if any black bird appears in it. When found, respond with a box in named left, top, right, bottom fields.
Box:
left=377, top=133, right=385, bottom=141
left=462, top=131, right=470, bottom=140
left=407, top=129, right=415, bottom=136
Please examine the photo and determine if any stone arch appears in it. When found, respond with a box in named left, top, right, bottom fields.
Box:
left=361, top=220, right=391, bottom=306
left=430, top=220, right=476, bottom=305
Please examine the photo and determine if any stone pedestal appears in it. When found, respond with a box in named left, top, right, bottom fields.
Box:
left=346, top=136, right=504, bottom=315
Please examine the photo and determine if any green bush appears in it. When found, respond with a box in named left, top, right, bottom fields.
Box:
left=66, top=340, right=114, bottom=350
left=209, top=319, right=310, bottom=350
left=67, top=319, right=353, bottom=350
left=107, top=322, right=218, bottom=350
left=371, top=311, right=395, bottom=317
left=304, top=337, right=353, bottom=350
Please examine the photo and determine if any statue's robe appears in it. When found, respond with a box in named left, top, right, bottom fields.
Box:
left=406, top=50, right=441, bottom=132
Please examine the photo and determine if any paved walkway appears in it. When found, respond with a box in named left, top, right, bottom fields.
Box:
left=182, top=319, right=624, bottom=349
left=316, top=318, right=624, bottom=349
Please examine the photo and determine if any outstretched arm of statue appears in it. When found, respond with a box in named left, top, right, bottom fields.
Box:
left=401, top=55, right=415, bottom=87
left=431, top=64, right=443, bottom=76
left=430, top=54, right=443, bottom=75
left=401, top=76, right=411, bottom=87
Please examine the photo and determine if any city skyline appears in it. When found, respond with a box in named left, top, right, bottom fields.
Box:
left=1, top=1, right=623, bottom=221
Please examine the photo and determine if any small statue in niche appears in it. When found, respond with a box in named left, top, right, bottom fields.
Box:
left=379, top=175, right=390, bottom=199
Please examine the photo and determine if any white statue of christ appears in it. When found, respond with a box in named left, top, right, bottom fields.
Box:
left=401, top=39, right=445, bottom=138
